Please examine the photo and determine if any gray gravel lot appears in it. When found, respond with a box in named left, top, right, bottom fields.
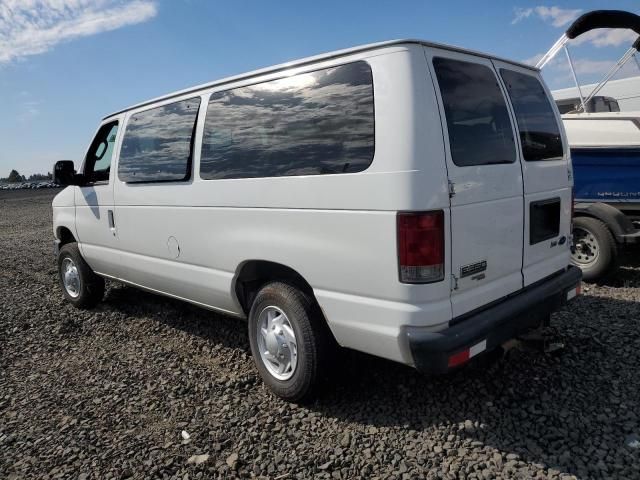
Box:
left=1, top=189, right=639, bottom=479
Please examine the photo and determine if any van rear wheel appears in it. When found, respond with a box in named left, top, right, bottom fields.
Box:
left=248, top=282, right=333, bottom=403
left=571, top=216, right=617, bottom=282
left=57, top=242, right=105, bottom=308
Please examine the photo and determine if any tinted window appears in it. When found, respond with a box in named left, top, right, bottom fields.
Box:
left=592, top=96, right=620, bottom=112
left=555, top=96, right=620, bottom=114
left=500, top=69, right=563, bottom=161
left=433, top=57, right=516, bottom=167
left=200, top=61, right=374, bottom=179
left=119, top=98, right=200, bottom=183
left=85, top=122, right=118, bottom=183
left=555, top=100, right=577, bottom=114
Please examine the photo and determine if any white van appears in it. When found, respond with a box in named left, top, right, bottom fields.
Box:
left=52, top=40, right=581, bottom=401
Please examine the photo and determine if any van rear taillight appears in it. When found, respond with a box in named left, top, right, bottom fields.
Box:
left=397, top=211, right=445, bottom=284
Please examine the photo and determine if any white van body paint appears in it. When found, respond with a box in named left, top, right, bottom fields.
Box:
left=52, top=40, right=574, bottom=367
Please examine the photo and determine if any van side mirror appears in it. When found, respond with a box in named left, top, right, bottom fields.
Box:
left=54, top=160, right=84, bottom=186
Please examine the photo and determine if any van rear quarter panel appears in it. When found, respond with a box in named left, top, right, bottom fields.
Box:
left=111, top=45, right=452, bottom=364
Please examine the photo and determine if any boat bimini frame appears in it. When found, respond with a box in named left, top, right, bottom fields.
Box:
left=536, top=10, right=640, bottom=113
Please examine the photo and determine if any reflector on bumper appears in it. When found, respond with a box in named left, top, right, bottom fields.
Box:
left=567, top=283, right=581, bottom=300
left=448, top=339, right=487, bottom=368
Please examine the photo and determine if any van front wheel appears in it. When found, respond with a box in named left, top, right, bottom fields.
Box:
left=57, top=242, right=105, bottom=308
left=248, top=282, right=332, bottom=403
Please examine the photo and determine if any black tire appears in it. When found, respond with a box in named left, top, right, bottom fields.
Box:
left=248, top=282, right=335, bottom=403
left=571, top=216, right=618, bottom=282
left=57, top=242, right=105, bottom=308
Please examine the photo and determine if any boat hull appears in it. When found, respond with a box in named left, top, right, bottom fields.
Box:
left=572, top=147, right=640, bottom=210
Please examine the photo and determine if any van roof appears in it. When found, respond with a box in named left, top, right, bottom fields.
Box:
left=104, top=39, right=538, bottom=120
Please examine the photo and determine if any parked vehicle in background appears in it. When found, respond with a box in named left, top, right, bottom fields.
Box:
left=567, top=111, right=640, bottom=281
left=52, top=39, right=580, bottom=401
left=537, top=10, right=640, bottom=281
left=0, top=181, right=59, bottom=190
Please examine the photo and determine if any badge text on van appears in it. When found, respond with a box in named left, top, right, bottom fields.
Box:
left=460, top=260, right=487, bottom=278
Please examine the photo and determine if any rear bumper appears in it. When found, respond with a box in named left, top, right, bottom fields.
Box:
left=404, top=265, right=582, bottom=374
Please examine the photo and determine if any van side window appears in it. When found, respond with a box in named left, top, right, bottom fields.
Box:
left=433, top=57, right=516, bottom=167
left=200, top=61, right=374, bottom=179
left=119, top=98, right=201, bottom=183
left=84, top=122, right=118, bottom=183
left=500, top=69, right=563, bottom=161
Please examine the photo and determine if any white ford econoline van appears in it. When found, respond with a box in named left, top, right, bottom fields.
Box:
left=52, top=40, right=581, bottom=401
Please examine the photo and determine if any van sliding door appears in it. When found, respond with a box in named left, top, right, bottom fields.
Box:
left=426, top=48, right=525, bottom=318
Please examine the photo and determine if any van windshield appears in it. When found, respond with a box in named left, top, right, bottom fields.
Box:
left=500, top=69, right=563, bottom=162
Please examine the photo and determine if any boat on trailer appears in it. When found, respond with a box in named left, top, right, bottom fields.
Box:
left=564, top=112, right=640, bottom=220
left=552, top=76, right=640, bottom=113
left=537, top=10, right=640, bottom=280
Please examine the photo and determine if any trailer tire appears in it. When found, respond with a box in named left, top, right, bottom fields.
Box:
left=571, top=216, right=617, bottom=282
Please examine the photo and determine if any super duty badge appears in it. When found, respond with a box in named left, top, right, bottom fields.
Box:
left=460, top=260, right=487, bottom=278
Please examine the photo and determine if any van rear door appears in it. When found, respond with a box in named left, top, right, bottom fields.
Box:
left=494, top=62, right=572, bottom=286
left=426, top=49, right=524, bottom=317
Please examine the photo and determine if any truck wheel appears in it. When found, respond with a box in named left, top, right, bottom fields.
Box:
left=571, top=216, right=617, bottom=282
left=57, top=242, right=105, bottom=308
left=248, top=282, right=334, bottom=403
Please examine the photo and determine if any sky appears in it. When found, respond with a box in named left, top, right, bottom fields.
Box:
left=1, top=0, right=639, bottom=176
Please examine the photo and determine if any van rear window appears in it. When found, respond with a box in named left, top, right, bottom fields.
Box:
left=200, top=61, right=374, bottom=179
left=433, top=57, right=516, bottom=167
left=500, top=69, right=563, bottom=162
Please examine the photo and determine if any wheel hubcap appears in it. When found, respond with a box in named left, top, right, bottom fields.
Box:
left=572, top=227, right=599, bottom=267
left=256, top=306, right=298, bottom=381
left=62, top=257, right=81, bottom=298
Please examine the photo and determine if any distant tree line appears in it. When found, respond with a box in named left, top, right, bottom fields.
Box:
left=0, top=169, right=52, bottom=183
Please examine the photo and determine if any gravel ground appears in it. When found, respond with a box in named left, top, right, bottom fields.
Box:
left=1, top=189, right=639, bottom=480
